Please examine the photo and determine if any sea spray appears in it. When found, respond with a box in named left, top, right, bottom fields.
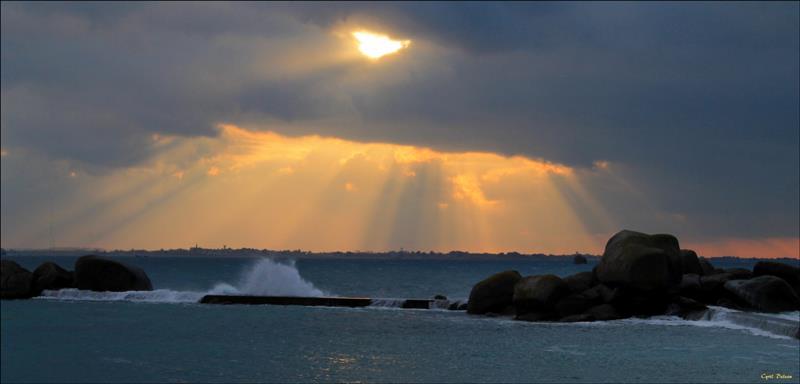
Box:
left=39, top=258, right=327, bottom=303
left=209, top=258, right=326, bottom=297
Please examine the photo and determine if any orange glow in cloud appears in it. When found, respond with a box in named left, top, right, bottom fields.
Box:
left=11, top=123, right=795, bottom=258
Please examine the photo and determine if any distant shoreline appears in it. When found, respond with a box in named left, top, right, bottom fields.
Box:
left=1, top=248, right=796, bottom=263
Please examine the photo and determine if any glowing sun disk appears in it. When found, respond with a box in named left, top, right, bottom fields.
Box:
left=353, top=31, right=410, bottom=59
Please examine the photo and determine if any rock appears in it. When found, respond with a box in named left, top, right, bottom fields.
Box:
left=433, top=294, right=448, bottom=300
left=753, top=261, right=800, bottom=296
left=586, top=304, right=622, bottom=321
left=723, top=268, right=752, bottom=280
left=700, top=273, right=734, bottom=291
left=680, top=250, right=703, bottom=275
left=563, top=272, right=595, bottom=294
left=678, top=273, right=703, bottom=301
left=698, top=257, right=716, bottom=275
left=724, top=276, right=800, bottom=312
left=573, top=254, right=588, bottom=264
left=513, top=274, right=570, bottom=315
left=595, top=230, right=682, bottom=291
left=515, top=311, right=557, bottom=322
left=467, top=270, right=522, bottom=315
left=74, top=255, right=153, bottom=292
left=559, top=313, right=595, bottom=322
left=697, top=273, right=741, bottom=305
left=555, top=293, right=597, bottom=317
left=31, top=262, right=74, bottom=295
left=666, top=296, right=707, bottom=318
left=753, top=261, right=799, bottom=283
left=613, top=289, right=671, bottom=317
left=582, top=284, right=621, bottom=304
left=1, top=260, right=34, bottom=299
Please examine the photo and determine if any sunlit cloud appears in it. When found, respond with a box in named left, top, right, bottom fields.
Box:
left=2, top=123, right=796, bottom=258
left=352, top=31, right=411, bottom=59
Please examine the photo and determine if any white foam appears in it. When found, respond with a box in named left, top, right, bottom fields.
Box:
left=37, top=258, right=326, bottom=303
left=38, top=288, right=203, bottom=303
left=209, top=258, right=326, bottom=297
left=369, top=298, right=405, bottom=308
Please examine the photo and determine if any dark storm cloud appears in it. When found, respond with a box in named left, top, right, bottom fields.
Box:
left=1, top=2, right=798, bottom=240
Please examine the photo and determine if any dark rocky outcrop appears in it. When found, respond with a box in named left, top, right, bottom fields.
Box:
left=467, top=270, right=521, bottom=315
left=595, top=230, right=682, bottom=291
left=559, top=313, right=595, bottom=322
left=585, top=304, right=621, bottom=321
left=753, top=261, right=800, bottom=296
left=573, top=254, right=588, bottom=264
left=1, top=260, right=34, bottom=299
left=465, top=231, right=800, bottom=326
left=698, top=257, right=716, bottom=276
left=513, top=274, right=570, bottom=316
left=723, top=268, right=753, bottom=280
left=31, top=262, right=74, bottom=295
left=723, top=276, right=800, bottom=312
left=665, top=296, right=707, bottom=318
left=555, top=292, right=599, bottom=317
left=74, top=255, right=153, bottom=292
left=563, top=271, right=595, bottom=294
left=680, top=250, right=703, bottom=275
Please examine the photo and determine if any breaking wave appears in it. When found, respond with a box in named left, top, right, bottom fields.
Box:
left=38, top=258, right=325, bottom=303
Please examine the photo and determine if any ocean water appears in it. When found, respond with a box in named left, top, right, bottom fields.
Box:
left=2, top=256, right=798, bottom=383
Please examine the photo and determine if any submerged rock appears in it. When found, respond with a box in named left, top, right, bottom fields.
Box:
left=74, top=255, right=153, bottom=292
left=1, top=260, right=34, bottom=299
left=467, top=270, right=521, bottom=315
left=595, top=230, right=682, bottom=291
left=31, top=262, right=74, bottom=295
left=724, top=276, right=800, bottom=312
left=513, top=274, right=570, bottom=316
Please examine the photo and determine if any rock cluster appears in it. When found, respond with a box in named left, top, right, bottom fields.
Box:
left=0, top=255, right=153, bottom=299
left=467, top=230, right=800, bottom=326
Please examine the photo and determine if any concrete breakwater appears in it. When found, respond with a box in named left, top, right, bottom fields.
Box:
left=199, top=294, right=443, bottom=309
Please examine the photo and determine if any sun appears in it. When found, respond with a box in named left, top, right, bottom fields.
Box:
left=352, top=31, right=410, bottom=59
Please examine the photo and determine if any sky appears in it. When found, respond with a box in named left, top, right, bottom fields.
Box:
left=1, top=2, right=798, bottom=258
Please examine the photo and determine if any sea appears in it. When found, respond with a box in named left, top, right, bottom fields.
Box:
left=2, top=255, right=799, bottom=383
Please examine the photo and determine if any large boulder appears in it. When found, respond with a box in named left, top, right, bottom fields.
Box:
left=595, top=230, right=682, bottom=291
left=753, top=261, right=800, bottom=296
left=563, top=271, right=595, bottom=294
left=680, top=250, right=703, bottom=275
left=467, top=270, right=522, bottom=315
left=513, top=274, right=570, bottom=315
left=586, top=304, right=622, bottom=321
left=723, top=268, right=753, bottom=280
left=31, top=262, right=74, bottom=295
left=665, top=296, right=707, bottom=318
left=723, top=276, right=800, bottom=312
left=555, top=293, right=598, bottom=317
left=698, top=257, right=716, bottom=276
left=74, top=255, right=153, bottom=292
left=1, top=260, right=34, bottom=299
